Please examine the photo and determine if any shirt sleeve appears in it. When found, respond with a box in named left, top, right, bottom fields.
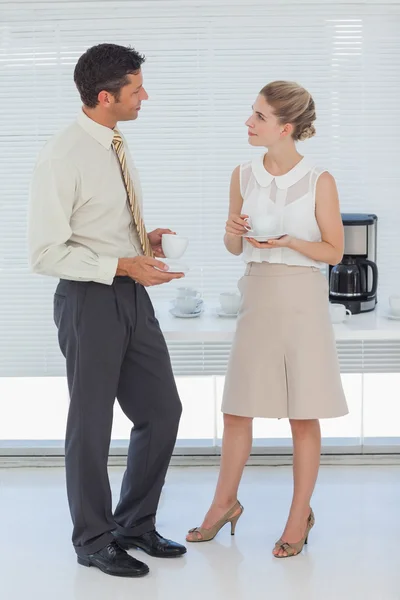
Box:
left=28, top=157, right=118, bottom=285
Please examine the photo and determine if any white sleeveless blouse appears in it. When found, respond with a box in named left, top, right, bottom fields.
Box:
left=241, top=154, right=326, bottom=269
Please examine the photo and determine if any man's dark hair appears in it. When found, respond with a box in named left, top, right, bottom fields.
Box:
left=74, top=43, right=146, bottom=108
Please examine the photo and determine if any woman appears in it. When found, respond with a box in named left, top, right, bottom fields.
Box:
left=186, top=81, right=348, bottom=558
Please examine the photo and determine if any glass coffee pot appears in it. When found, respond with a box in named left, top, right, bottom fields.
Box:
left=329, top=256, right=378, bottom=298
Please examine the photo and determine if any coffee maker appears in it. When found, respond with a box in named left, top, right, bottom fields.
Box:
left=329, top=213, right=378, bottom=314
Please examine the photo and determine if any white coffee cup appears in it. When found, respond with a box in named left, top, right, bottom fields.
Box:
left=219, top=292, right=241, bottom=315
left=329, top=303, right=352, bottom=324
left=175, top=296, right=199, bottom=314
left=389, top=295, right=400, bottom=316
left=177, top=287, right=199, bottom=298
left=174, top=296, right=202, bottom=309
left=245, top=214, right=278, bottom=236
left=161, top=234, right=189, bottom=259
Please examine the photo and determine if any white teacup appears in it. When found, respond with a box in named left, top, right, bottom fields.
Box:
left=175, top=296, right=199, bottom=314
left=389, top=295, right=400, bottom=316
left=245, top=214, right=278, bottom=236
left=329, top=303, right=352, bottom=324
left=177, top=287, right=199, bottom=298
left=161, top=234, right=189, bottom=259
left=219, top=292, right=241, bottom=315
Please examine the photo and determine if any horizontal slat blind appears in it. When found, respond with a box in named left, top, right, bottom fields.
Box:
left=0, top=1, right=399, bottom=376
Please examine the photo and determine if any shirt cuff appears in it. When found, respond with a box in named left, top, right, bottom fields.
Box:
left=93, top=255, right=119, bottom=285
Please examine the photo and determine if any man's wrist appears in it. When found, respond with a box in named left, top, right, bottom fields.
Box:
left=116, top=258, right=129, bottom=276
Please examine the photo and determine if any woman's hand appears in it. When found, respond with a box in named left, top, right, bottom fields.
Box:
left=225, top=213, right=249, bottom=236
left=245, top=235, right=294, bottom=249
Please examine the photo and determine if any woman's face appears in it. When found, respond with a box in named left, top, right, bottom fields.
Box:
left=245, top=95, right=291, bottom=147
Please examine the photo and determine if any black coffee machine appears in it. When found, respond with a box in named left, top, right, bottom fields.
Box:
left=329, top=213, right=378, bottom=314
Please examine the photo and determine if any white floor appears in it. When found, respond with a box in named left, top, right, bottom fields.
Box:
left=1, top=465, right=400, bottom=600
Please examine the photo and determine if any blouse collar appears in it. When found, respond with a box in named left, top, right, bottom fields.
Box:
left=251, top=153, right=312, bottom=189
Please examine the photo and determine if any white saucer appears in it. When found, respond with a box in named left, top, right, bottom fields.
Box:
left=169, top=308, right=203, bottom=319
left=157, top=259, right=189, bottom=274
left=385, top=312, right=400, bottom=321
left=172, top=298, right=203, bottom=307
left=243, top=232, right=287, bottom=242
left=216, top=308, right=238, bottom=318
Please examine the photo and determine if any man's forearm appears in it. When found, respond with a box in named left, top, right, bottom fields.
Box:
left=31, top=244, right=118, bottom=285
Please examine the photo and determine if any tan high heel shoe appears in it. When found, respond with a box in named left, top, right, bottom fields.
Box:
left=186, top=500, right=244, bottom=542
left=273, top=508, right=315, bottom=558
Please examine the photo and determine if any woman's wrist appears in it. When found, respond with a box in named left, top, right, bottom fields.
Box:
left=224, top=232, right=243, bottom=255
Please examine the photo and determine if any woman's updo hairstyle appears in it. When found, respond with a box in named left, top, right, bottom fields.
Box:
left=259, top=80, right=316, bottom=141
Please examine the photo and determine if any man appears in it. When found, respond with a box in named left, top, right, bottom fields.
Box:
left=28, top=43, right=187, bottom=578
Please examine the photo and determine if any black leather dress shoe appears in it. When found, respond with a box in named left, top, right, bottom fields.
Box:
left=77, top=540, right=149, bottom=577
left=113, top=530, right=187, bottom=558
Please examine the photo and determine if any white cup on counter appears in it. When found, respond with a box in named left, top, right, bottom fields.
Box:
left=219, top=292, right=241, bottom=315
left=175, top=296, right=200, bottom=314
left=329, top=303, right=352, bottom=324
left=389, top=295, right=400, bottom=317
left=176, top=287, right=200, bottom=298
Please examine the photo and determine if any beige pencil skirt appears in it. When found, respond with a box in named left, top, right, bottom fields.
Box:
left=221, top=262, right=349, bottom=420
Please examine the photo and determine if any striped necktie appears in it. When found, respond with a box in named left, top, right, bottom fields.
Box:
left=112, top=130, right=153, bottom=257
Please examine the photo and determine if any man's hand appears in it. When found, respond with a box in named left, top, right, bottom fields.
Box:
left=148, top=228, right=176, bottom=258
left=116, top=256, right=184, bottom=286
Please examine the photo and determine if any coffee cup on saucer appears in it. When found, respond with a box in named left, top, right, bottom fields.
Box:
left=177, top=287, right=200, bottom=298
left=245, top=214, right=279, bottom=236
left=161, top=234, right=189, bottom=259
left=219, top=292, right=241, bottom=315
left=329, top=303, right=352, bottom=324
left=175, top=296, right=201, bottom=314
left=159, top=234, right=190, bottom=273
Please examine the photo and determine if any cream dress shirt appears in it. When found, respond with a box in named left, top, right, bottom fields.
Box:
left=28, top=110, right=143, bottom=285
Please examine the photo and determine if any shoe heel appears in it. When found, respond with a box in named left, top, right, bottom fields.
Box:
left=115, top=539, right=130, bottom=550
left=230, top=514, right=241, bottom=535
left=304, top=535, right=309, bottom=545
left=187, top=500, right=243, bottom=543
left=77, top=557, right=91, bottom=567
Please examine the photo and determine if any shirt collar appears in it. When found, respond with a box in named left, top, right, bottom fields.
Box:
left=251, top=153, right=311, bottom=189
left=76, top=109, right=114, bottom=149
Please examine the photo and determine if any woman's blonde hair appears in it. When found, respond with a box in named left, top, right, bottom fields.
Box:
left=259, top=81, right=316, bottom=141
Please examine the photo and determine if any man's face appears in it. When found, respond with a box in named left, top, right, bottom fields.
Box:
left=110, top=70, right=149, bottom=121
